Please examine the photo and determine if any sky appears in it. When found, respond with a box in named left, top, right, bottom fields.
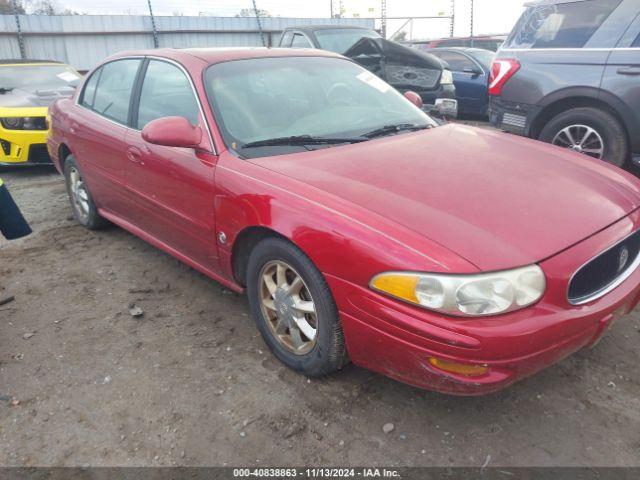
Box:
left=38, top=0, right=526, bottom=40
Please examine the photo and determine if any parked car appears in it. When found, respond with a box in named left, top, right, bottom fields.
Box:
left=425, top=48, right=494, bottom=116
left=48, top=47, right=640, bottom=395
left=0, top=60, right=81, bottom=166
left=489, top=0, right=640, bottom=168
left=278, top=25, right=457, bottom=116
left=410, top=35, right=507, bottom=52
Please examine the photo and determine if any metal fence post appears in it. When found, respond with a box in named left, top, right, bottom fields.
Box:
left=147, top=0, right=159, bottom=48
left=450, top=0, right=455, bottom=37
left=469, top=0, right=474, bottom=47
left=252, top=0, right=266, bottom=47
left=11, top=0, right=26, bottom=59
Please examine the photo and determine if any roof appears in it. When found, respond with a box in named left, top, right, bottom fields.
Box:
left=426, top=47, right=496, bottom=53
left=411, top=35, right=507, bottom=43
left=0, top=59, right=63, bottom=65
left=107, top=47, right=344, bottom=65
left=283, top=24, right=374, bottom=32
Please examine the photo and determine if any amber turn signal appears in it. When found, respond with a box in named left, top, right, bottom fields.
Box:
left=428, top=357, right=489, bottom=377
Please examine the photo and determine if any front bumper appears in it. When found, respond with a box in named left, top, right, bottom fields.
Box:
left=0, top=126, right=51, bottom=165
left=488, top=96, right=540, bottom=137
left=328, top=209, right=640, bottom=395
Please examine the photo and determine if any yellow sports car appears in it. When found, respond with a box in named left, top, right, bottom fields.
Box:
left=0, top=60, right=80, bottom=166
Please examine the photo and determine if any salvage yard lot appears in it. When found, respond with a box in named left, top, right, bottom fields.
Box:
left=1, top=161, right=640, bottom=467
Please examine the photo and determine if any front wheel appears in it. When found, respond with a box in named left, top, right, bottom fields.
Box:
left=246, top=237, right=347, bottom=377
left=539, top=107, right=628, bottom=167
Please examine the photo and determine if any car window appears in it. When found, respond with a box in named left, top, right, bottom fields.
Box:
left=92, top=59, right=141, bottom=125
left=280, top=31, right=293, bottom=47
left=431, top=51, right=476, bottom=72
left=314, top=28, right=381, bottom=54
left=291, top=34, right=312, bottom=48
left=0, top=63, right=81, bottom=90
left=204, top=56, right=436, bottom=159
left=80, top=67, right=101, bottom=109
left=469, top=50, right=495, bottom=70
left=505, top=0, right=622, bottom=49
left=633, top=33, right=640, bottom=48
left=136, top=60, right=199, bottom=130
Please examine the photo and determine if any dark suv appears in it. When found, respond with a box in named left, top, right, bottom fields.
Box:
left=489, top=0, right=640, bottom=167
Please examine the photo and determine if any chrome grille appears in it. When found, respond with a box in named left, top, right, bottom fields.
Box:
left=568, top=230, right=640, bottom=305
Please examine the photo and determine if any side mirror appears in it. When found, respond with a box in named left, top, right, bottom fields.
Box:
left=141, top=116, right=202, bottom=148
left=403, top=91, right=423, bottom=109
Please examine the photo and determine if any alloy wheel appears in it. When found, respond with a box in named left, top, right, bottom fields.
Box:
left=552, top=124, right=604, bottom=159
left=258, top=260, right=318, bottom=355
left=69, top=166, right=90, bottom=221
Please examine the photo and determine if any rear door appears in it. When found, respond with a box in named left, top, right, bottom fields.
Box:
left=74, top=58, right=142, bottom=215
left=601, top=4, right=640, bottom=155
left=124, top=58, right=219, bottom=272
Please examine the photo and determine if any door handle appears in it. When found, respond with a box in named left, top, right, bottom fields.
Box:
left=126, top=147, right=144, bottom=165
left=617, top=67, right=640, bottom=75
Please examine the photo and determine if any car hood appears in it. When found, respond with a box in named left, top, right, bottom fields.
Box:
left=251, top=124, right=640, bottom=271
left=0, top=86, right=76, bottom=108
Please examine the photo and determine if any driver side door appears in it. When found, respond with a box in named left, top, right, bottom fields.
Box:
left=124, top=59, right=220, bottom=272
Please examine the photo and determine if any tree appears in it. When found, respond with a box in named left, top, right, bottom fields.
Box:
left=236, top=7, right=271, bottom=18
left=26, top=0, right=58, bottom=14
left=392, top=31, right=408, bottom=42
left=0, top=0, right=26, bottom=14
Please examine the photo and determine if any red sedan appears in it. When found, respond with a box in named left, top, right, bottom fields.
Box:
left=47, top=48, right=640, bottom=395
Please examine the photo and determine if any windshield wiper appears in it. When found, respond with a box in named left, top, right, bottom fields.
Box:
left=362, top=123, right=432, bottom=139
left=242, top=135, right=367, bottom=149
left=0, top=87, right=14, bottom=94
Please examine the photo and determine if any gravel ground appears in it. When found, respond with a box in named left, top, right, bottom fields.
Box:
left=1, top=158, right=640, bottom=467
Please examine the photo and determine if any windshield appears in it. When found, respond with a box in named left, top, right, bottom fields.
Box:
left=204, top=56, right=435, bottom=158
left=0, top=64, right=81, bottom=90
left=315, top=28, right=381, bottom=54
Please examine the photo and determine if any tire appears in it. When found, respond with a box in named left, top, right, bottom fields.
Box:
left=246, top=237, right=348, bottom=377
left=63, top=155, right=108, bottom=230
left=539, top=107, right=628, bottom=167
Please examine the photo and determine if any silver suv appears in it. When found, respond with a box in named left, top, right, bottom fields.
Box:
left=489, top=0, right=640, bottom=168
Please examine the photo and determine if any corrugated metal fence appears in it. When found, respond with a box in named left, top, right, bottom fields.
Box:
left=0, top=15, right=374, bottom=71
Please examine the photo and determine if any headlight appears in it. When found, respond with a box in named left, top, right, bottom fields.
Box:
left=0, top=117, right=47, bottom=130
left=440, top=69, right=454, bottom=85
left=370, top=265, right=545, bottom=317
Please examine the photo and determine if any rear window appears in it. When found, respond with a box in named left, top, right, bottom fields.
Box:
left=314, top=28, right=381, bottom=54
left=505, top=0, right=621, bottom=49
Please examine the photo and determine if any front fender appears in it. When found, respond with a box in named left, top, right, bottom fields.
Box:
left=214, top=152, right=478, bottom=291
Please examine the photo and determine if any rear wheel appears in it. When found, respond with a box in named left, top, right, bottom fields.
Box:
left=539, top=107, right=628, bottom=167
left=246, top=237, right=347, bottom=377
left=63, top=155, right=107, bottom=229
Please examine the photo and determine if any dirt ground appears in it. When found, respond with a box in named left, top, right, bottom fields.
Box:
left=1, top=165, right=640, bottom=468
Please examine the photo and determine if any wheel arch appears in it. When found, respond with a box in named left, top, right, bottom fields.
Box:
left=230, top=225, right=290, bottom=287
left=58, top=142, right=73, bottom=167
left=530, top=89, right=633, bottom=150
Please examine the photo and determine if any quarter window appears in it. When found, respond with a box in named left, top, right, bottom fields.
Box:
left=506, top=0, right=622, bottom=49
left=135, top=60, right=200, bottom=130
left=291, top=34, right=312, bottom=48
left=280, top=31, right=293, bottom=47
left=92, top=59, right=141, bottom=124
left=80, top=67, right=101, bottom=109
left=633, top=33, right=640, bottom=48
